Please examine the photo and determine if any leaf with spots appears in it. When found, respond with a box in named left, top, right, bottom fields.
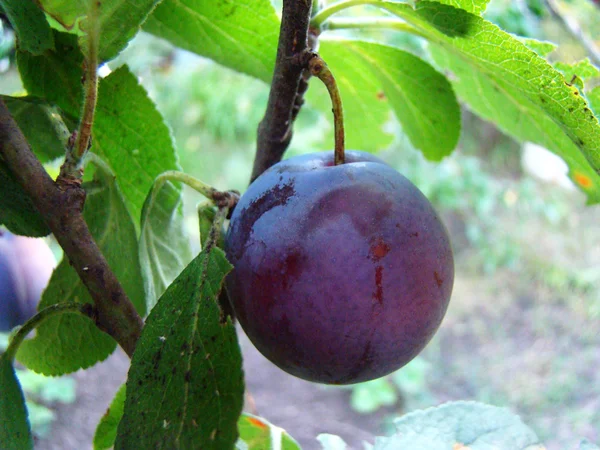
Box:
left=376, top=1, right=600, bottom=202
left=0, top=159, right=50, bottom=237
left=428, top=44, right=600, bottom=202
left=344, top=40, right=460, bottom=160
left=143, top=0, right=279, bottom=82
left=93, top=66, right=181, bottom=229
left=139, top=179, right=193, bottom=313
left=16, top=171, right=146, bottom=375
left=372, top=401, right=542, bottom=449
left=237, top=413, right=301, bottom=450
left=0, top=0, right=54, bottom=55
left=115, top=248, right=243, bottom=449
left=307, top=40, right=394, bottom=153
left=0, top=355, right=33, bottom=450
left=93, top=384, right=126, bottom=450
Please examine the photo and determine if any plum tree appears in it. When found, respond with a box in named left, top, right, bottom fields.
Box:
left=225, top=151, right=454, bottom=384
left=0, top=230, right=56, bottom=331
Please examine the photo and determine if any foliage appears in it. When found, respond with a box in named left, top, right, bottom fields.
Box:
left=0, top=0, right=599, bottom=448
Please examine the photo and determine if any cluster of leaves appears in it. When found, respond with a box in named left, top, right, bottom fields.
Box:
left=0, top=0, right=599, bottom=448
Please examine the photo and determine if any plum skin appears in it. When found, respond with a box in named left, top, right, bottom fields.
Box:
left=225, top=151, right=454, bottom=384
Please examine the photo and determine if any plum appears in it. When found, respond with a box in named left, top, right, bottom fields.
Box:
left=0, top=230, right=56, bottom=331
left=225, top=151, right=454, bottom=384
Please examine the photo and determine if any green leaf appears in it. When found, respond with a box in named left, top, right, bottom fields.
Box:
left=1, top=96, right=69, bottom=164
left=94, top=384, right=126, bottom=450
left=17, top=171, right=146, bottom=375
left=36, top=0, right=161, bottom=62
left=373, top=401, right=541, bottom=449
left=0, top=355, right=33, bottom=450
left=308, top=40, right=394, bottom=152
left=144, top=0, right=279, bottom=82
left=139, top=179, right=193, bottom=312
left=94, top=66, right=181, bottom=229
left=0, top=0, right=54, bottom=55
left=429, top=44, right=600, bottom=202
left=17, top=30, right=83, bottom=117
left=380, top=1, right=600, bottom=202
left=115, top=248, right=243, bottom=449
left=519, top=38, right=556, bottom=57
left=554, top=59, right=600, bottom=83
left=424, top=0, right=490, bottom=15
left=237, top=413, right=301, bottom=450
left=0, top=159, right=50, bottom=237
left=345, top=40, right=461, bottom=160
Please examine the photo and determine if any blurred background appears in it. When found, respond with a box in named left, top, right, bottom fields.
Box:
left=1, top=0, right=600, bottom=448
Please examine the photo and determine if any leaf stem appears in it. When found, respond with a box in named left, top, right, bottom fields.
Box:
left=4, top=303, right=94, bottom=362
left=308, top=55, right=345, bottom=165
left=152, top=171, right=239, bottom=210
left=57, top=1, right=100, bottom=184
left=323, top=17, right=425, bottom=37
left=311, top=0, right=382, bottom=29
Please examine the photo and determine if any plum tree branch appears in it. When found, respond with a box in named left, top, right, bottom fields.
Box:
left=0, top=99, right=143, bottom=358
left=251, top=0, right=315, bottom=183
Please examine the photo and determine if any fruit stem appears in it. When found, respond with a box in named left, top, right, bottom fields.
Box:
left=308, top=55, right=345, bottom=165
left=204, top=205, right=229, bottom=254
left=4, top=302, right=95, bottom=362
left=323, top=18, right=425, bottom=37
left=152, top=171, right=239, bottom=210
left=311, top=0, right=382, bottom=29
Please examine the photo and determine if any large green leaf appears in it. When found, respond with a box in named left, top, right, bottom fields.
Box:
left=139, top=179, right=193, bottom=312
left=1, top=96, right=69, bottom=164
left=36, top=0, right=161, bottom=62
left=429, top=45, right=600, bottom=202
left=237, top=413, right=301, bottom=450
left=372, top=401, right=541, bottom=449
left=93, top=66, right=181, bottom=229
left=144, top=0, right=279, bottom=82
left=115, top=248, right=243, bottom=449
left=0, top=355, right=33, bottom=450
left=0, top=0, right=53, bottom=55
left=378, top=1, right=600, bottom=202
left=94, top=384, right=126, bottom=450
left=308, top=40, right=394, bottom=152
left=16, top=171, right=146, bottom=375
left=0, top=159, right=50, bottom=237
left=17, top=31, right=83, bottom=117
left=345, top=40, right=460, bottom=160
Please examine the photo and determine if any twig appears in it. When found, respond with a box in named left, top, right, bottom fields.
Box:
left=545, top=0, right=600, bottom=67
left=251, top=0, right=315, bottom=183
left=57, top=1, right=100, bottom=185
left=0, top=99, right=144, bottom=358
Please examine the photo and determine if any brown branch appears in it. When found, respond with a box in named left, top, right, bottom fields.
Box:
left=251, top=0, right=315, bottom=183
left=0, top=99, right=143, bottom=358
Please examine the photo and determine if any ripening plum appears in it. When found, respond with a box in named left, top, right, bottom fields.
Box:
left=0, top=230, right=56, bottom=331
left=225, top=151, right=454, bottom=384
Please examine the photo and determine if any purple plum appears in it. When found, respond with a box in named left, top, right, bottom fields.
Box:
left=225, top=151, right=454, bottom=384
